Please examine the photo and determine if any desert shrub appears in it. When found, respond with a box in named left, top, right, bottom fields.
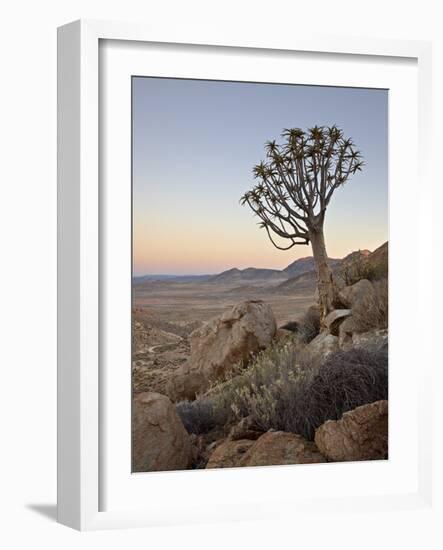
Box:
left=296, top=348, right=388, bottom=438
left=175, top=398, right=229, bottom=435
left=352, top=278, right=388, bottom=332
left=183, top=337, right=389, bottom=440
left=210, top=342, right=388, bottom=440
left=297, top=306, right=321, bottom=343
left=177, top=337, right=306, bottom=434
left=207, top=339, right=307, bottom=418
left=243, top=348, right=387, bottom=440
left=207, top=339, right=316, bottom=431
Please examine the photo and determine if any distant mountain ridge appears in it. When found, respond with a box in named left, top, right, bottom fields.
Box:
left=209, top=267, right=284, bottom=283
left=283, top=256, right=341, bottom=277
left=133, top=243, right=388, bottom=287
left=133, top=274, right=212, bottom=284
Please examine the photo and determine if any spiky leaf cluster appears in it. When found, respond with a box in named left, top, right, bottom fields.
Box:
left=240, top=125, right=364, bottom=250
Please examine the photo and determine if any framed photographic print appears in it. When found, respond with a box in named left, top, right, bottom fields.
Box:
left=57, top=20, right=433, bottom=530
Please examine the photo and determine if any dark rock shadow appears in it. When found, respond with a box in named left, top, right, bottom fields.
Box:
left=26, top=503, right=57, bottom=522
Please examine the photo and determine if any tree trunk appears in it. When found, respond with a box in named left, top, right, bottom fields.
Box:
left=309, top=226, right=336, bottom=323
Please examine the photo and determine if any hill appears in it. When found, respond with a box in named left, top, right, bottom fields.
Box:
left=208, top=267, right=286, bottom=284
left=283, top=257, right=316, bottom=277
left=274, top=270, right=317, bottom=293
left=342, top=249, right=371, bottom=263
left=274, top=242, right=388, bottom=295
left=367, top=241, right=388, bottom=268
left=366, top=241, right=388, bottom=278
left=283, top=256, right=340, bottom=277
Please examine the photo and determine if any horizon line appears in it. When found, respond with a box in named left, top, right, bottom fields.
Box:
left=133, top=241, right=385, bottom=278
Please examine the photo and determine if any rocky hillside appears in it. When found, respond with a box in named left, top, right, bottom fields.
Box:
left=132, top=255, right=389, bottom=472
left=283, top=256, right=341, bottom=277
left=366, top=241, right=388, bottom=272
left=274, top=243, right=388, bottom=295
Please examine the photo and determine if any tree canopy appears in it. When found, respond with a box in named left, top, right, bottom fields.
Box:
left=240, top=125, right=364, bottom=250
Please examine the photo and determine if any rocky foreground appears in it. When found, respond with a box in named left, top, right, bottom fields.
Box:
left=132, top=272, right=389, bottom=472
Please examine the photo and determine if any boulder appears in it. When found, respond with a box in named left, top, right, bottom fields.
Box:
left=314, top=400, right=388, bottom=462
left=240, top=431, right=326, bottom=467
left=307, top=331, right=339, bottom=359
left=338, top=279, right=374, bottom=309
left=338, top=316, right=359, bottom=350
left=132, top=392, right=192, bottom=472
left=206, top=439, right=255, bottom=469
left=279, top=321, right=299, bottom=333
left=229, top=416, right=264, bottom=441
left=186, top=301, right=276, bottom=393
left=165, top=364, right=206, bottom=402
left=324, top=309, right=352, bottom=336
left=352, top=329, right=389, bottom=353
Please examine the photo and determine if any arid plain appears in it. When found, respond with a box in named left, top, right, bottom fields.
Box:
left=132, top=268, right=316, bottom=395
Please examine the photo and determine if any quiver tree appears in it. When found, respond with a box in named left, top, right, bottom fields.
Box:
left=241, top=125, right=364, bottom=322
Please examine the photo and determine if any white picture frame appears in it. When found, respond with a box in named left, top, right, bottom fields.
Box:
left=57, top=19, right=433, bottom=531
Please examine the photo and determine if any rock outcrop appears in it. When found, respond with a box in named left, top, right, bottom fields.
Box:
left=132, top=392, right=192, bottom=472
left=229, top=416, right=264, bottom=441
left=206, top=439, right=255, bottom=469
left=338, top=316, right=359, bottom=350
left=307, top=331, right=339, bottom=359
left=206, top=431, right=326, bottom=468
left=240, top=431, right=326, bottom=467
left=324, top=309, right=352, bottom=336
left=352, top=329, right=388, bottom=353
left=166, top=364, right=207, bottom=402
left=168, top=301, right=277, bottom=400
left=314, top=400, right=388, bottom=462
left=338, top=279, right=374, bottom=309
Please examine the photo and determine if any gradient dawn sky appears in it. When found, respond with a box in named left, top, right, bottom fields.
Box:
left=133, top=77, right=388, bottom=276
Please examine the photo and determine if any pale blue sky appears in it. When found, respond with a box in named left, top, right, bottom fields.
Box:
left=133, top=77, right=388, bottom=275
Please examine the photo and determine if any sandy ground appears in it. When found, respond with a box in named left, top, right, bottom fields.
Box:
left=132, top=279, right=315, bottom=395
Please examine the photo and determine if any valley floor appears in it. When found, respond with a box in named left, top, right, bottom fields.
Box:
left=132, top=279, right=315, bottom=395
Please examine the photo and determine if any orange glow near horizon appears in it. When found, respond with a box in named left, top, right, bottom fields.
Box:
left=132, top=78, right=388, bottom=276
left=133, top=216, right=387, bottom=275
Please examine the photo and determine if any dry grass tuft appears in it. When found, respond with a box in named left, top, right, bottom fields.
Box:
left=352, top=278, right=388, bottom=332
